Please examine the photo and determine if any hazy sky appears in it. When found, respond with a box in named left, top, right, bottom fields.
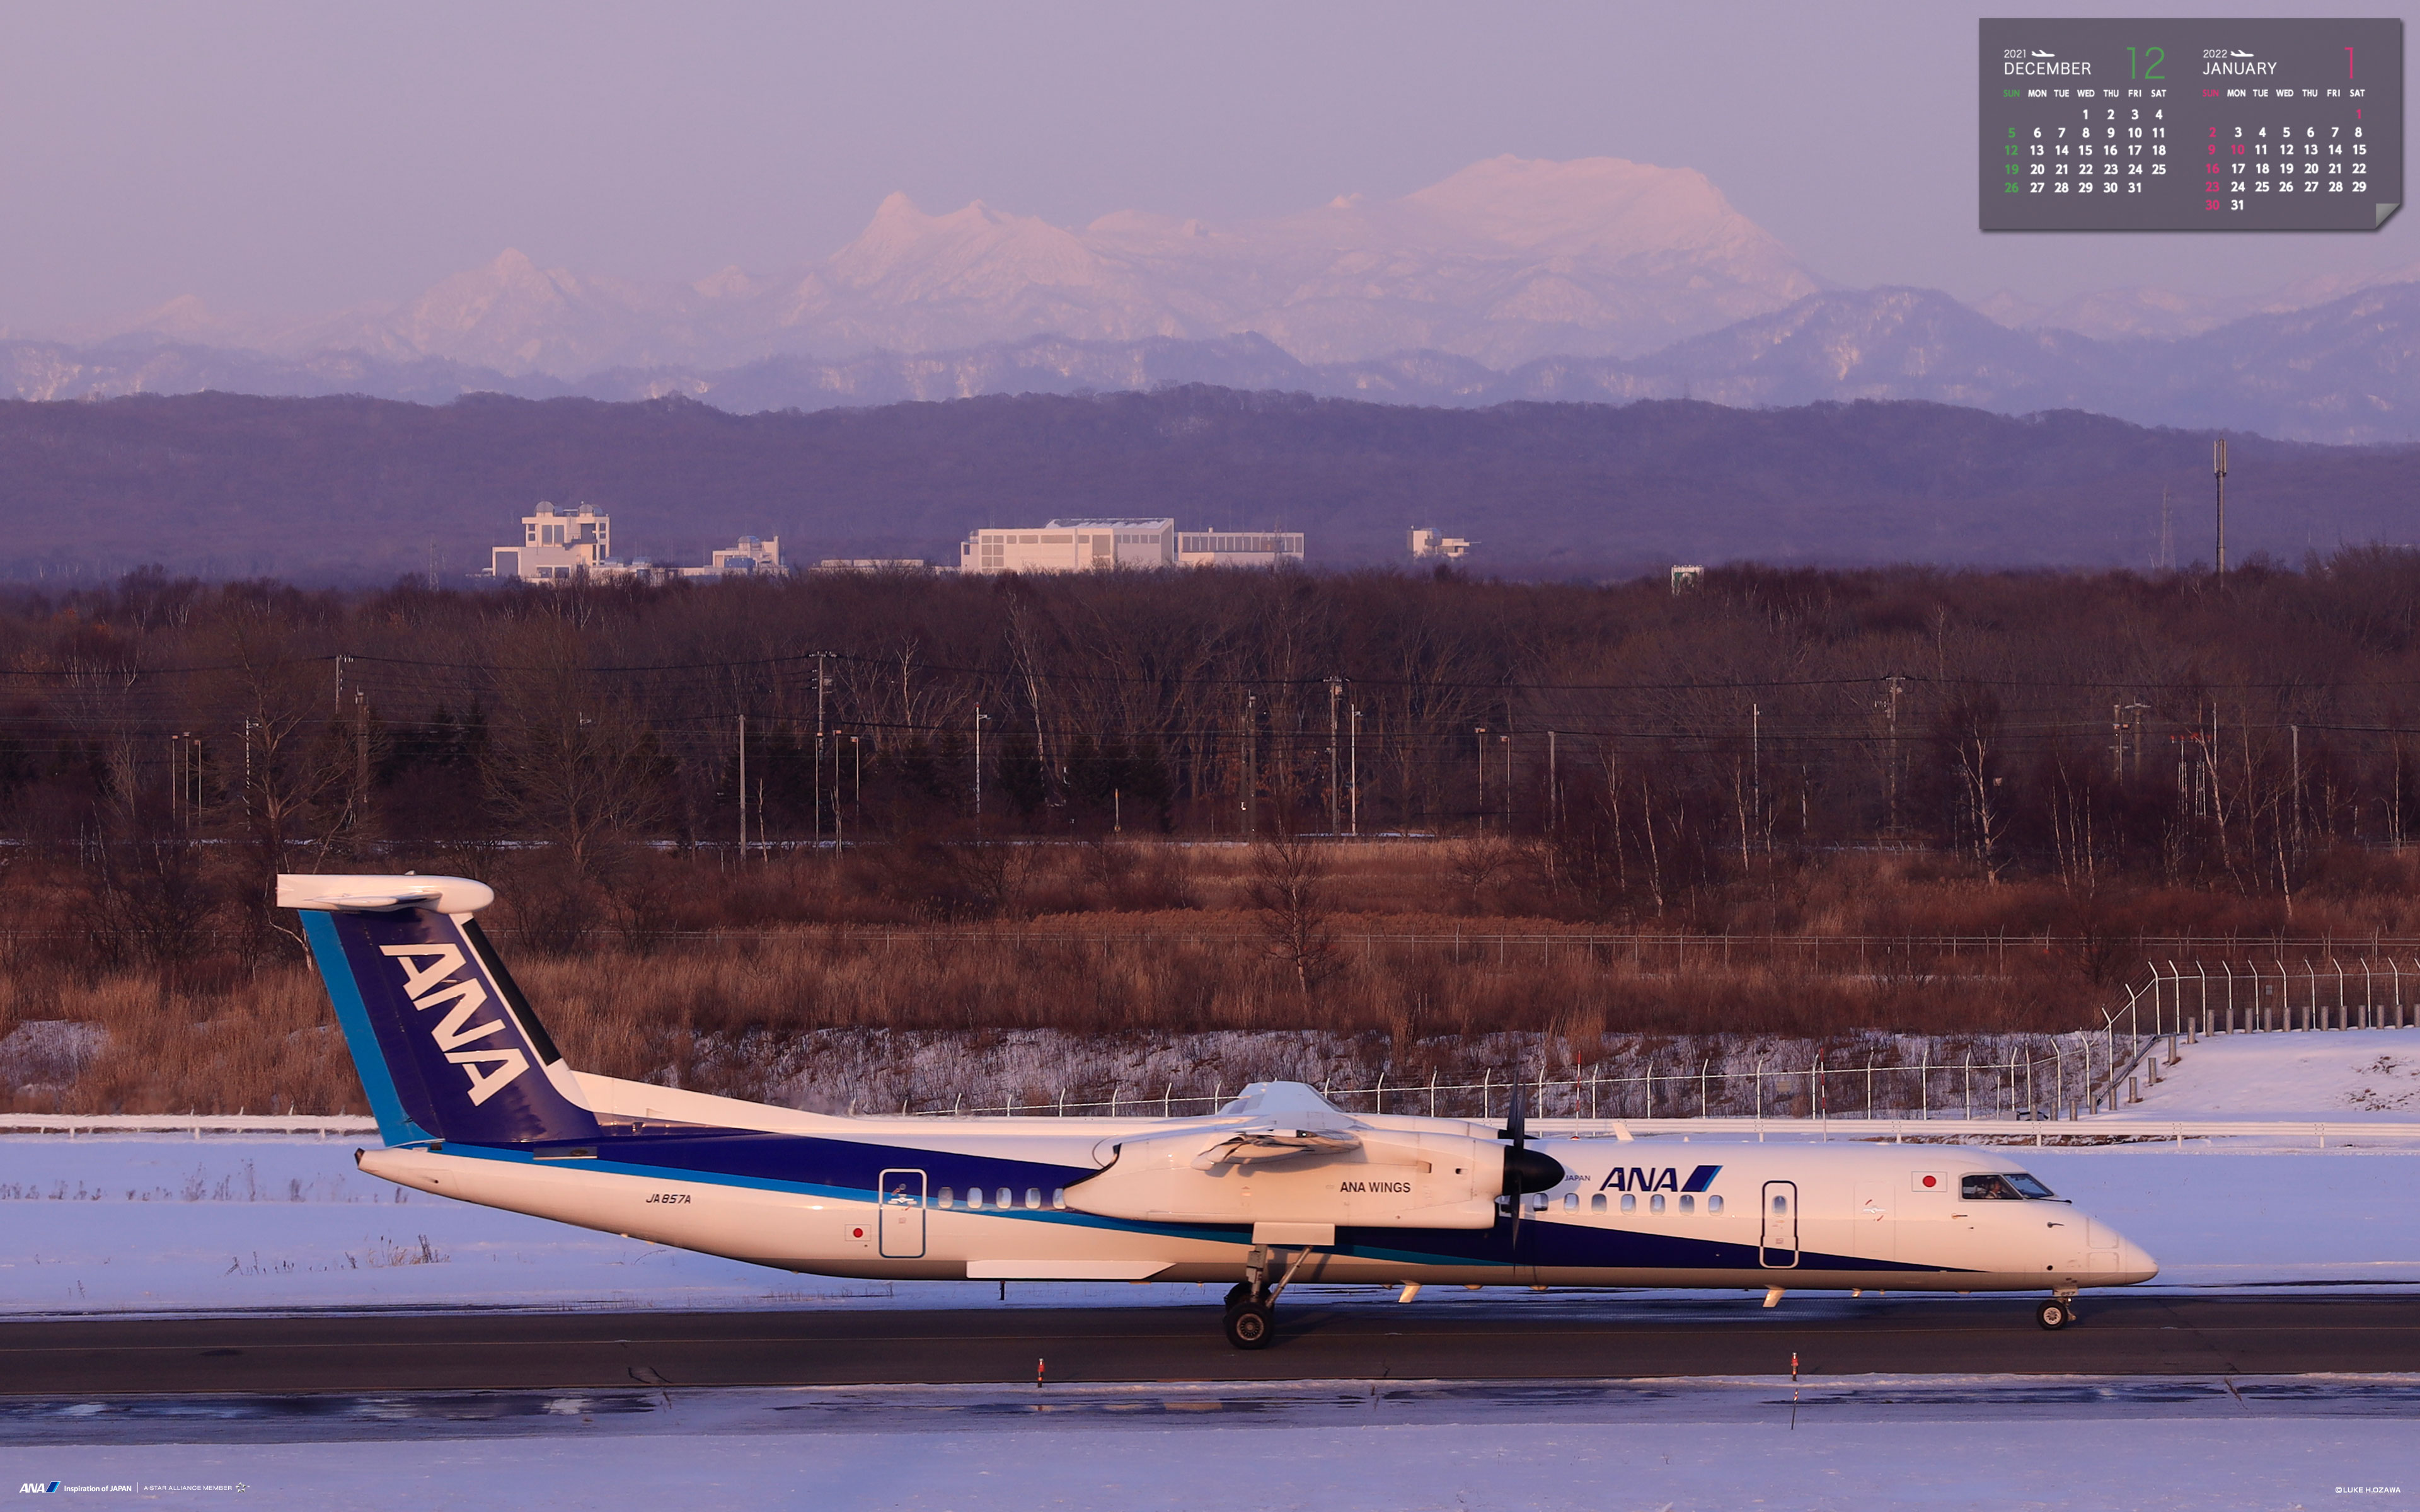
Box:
left=2, top=0, right=2411, bottom=333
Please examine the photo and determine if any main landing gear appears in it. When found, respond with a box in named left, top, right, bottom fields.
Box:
left=2036, top=1295, right=2080, bottom=1331
left=1221, top=1245, right=1313, bottom=1349
left=1223, top=1292, right=1274, bottom=1349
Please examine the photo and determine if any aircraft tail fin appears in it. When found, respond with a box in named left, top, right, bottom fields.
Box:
left=282, top=874, right=601, bottom=1148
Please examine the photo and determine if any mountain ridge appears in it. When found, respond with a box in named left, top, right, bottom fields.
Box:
left=14, top=278, right=2420, bottom=444
left=0, top=385, right=2407, bottom=582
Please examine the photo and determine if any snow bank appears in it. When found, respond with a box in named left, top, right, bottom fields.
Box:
left=2113, top=1028, right=2420, bottom=1120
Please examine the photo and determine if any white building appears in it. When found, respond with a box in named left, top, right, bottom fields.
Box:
left=486, top=505, right=788, bottom=583
left=1409, top=527, right=1473, bottom=561
left=959, top=518, right=1178, bottom=575
left=1179, top=529, right=1305, bottom=568
left=686, top=536, right=786, bottom=578
left=490, top=502, right=613, bottom=581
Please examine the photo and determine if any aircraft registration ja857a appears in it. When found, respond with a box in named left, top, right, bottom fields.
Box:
left=285, top=874, right=2158, bottom=1348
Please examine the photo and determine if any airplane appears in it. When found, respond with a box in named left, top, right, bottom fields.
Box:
left=284, top=873, right=2160, bottom=1348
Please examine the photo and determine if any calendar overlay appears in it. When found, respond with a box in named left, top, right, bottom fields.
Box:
left=1981, top=18, right=2402, bottom=230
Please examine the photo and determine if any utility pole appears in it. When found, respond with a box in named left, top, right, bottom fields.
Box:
left=1348, top=704, right=1361, bottom=837
left=1327, top=677, right=1343, bottom=837
left=1547, top=729, right=1559, bottom=833
left=1751, top=704, right=1761, bottom=846
left=737, top=713, right=747, bottom=857
left=2291, top=723, right=2302, bottom=845
left=974, top=708, right=986, bottom=828
left=2213, top=438, right=2228, bottom=576
left=1882, top=676, right=1904, bottom=834
left=1501, top=734, right=1512, bottom=829
left=1474, top=726, right=1488, bottom=832
left=814, top=652, right=830, bottom=847
left=1242, top=692, right=1257, bottom=835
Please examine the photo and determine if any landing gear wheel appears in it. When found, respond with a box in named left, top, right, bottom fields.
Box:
left=2036, top=1298, right=2075, bottom=1331
left=1223, top=1301, right=1275, bottom=1349
left=1224, top=1281, right=1253, bottom=1309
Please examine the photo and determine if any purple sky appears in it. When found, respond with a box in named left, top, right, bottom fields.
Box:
left=1, top=0, right=2409, bottom=333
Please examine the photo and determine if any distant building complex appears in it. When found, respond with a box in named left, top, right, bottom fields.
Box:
left=957, top=518, right=1304, bottom=574
left=1409, top=527, right=1473, bottom=561
left=485, top=503, right=788, bottom=583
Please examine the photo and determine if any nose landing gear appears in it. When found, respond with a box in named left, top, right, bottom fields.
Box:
left=2036, top=1295, right=2079, bottom=1330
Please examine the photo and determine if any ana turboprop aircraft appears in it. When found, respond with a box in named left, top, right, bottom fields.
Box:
left=287, top=873, right=2158, bottom=1348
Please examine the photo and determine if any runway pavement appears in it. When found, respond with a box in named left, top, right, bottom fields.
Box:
left=1, top=1292, right=2414, bottom=1395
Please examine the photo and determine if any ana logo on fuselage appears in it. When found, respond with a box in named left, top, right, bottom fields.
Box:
left=378, top=944, right=529, bottom=1106
left=1599, top=1164, right=1722, bottom=1194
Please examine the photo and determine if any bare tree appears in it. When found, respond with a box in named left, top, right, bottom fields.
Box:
left=1248, top=828, right=1337, bottom=996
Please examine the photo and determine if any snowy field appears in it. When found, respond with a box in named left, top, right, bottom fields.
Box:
left=5, top=1378, right=2417, bottom=1511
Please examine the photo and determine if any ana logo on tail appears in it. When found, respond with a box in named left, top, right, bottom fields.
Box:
left=379, top=944, right=529, bottom=1105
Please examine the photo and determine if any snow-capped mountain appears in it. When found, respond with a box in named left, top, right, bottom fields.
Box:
left=86, top=156, right=1823, bottom=375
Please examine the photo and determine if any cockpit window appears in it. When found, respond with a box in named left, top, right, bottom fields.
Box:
left=2006, top=1172, right=2055, bottom=1199
left=1960, top=1174, right=2024, bottom=1201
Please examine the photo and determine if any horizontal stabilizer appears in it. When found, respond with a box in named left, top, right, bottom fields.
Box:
left=279, top=874, right=497, bottom=915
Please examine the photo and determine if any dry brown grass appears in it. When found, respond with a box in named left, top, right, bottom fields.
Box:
left=4, top=836, right=2410, bottom=1116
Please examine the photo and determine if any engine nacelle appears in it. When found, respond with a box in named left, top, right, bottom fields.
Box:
left=1065, top=1127, right=1504, bottom=1230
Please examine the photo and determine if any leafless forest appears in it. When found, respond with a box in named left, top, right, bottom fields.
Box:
left=4, top=555, right=2418, bottom=1114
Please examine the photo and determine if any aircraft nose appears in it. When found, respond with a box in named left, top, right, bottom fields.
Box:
left=2117, top=1236, right=2160, bottom=1283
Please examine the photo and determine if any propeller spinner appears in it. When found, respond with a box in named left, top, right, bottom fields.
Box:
left=1497, top=1084, right=1565, bottom=1197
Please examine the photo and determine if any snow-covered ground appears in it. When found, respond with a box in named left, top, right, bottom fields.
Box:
left=6, top=1378, right=2417, bottom=1510
left=3, top=1131, right=2417, bottom=1314
left=2113, top=1028, right=2420, bottom=1119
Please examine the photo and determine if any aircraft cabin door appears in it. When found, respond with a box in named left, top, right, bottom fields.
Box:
left=878, top=1169, right=927, bottom=1259
left=1760, top=1181, right=1799, bottom=1269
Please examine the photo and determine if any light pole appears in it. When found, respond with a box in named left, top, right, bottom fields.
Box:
left=1327, top=677, right=1344, bottom=836
left=1474, top=726, right=1487, bottom=832
left=974, top=707, right=987, bottom=828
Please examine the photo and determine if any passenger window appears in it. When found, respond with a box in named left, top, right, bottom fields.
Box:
left=1563, top=1193, right=1578, bottom=1211
left=1621, top=1193, right=1636, bottom=1213
left=1679, top=1194, right=1695, bottom=1214
left=1708, top=1195, right=1724, bottom=1215
left=1591, top=1193, right=1606, bottom=1213
left=1024, top=1188, right=1041, bottom=1210
left=1051, top=1188, right=1067, bottom=1210
left=1650, top=1194, right=1666, bottom=1213
left=966, top=1189, right=982, bottom=1210
left=938, top=1188, right=954, bottom=1208
left=997, top=1188, right=1012, bottom=1209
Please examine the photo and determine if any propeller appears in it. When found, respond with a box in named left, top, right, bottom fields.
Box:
left=1495, top=1083, right=1567, bottom=1242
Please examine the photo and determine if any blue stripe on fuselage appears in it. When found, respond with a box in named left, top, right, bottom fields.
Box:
left=439, top=1128, right=1969, bottom=1275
